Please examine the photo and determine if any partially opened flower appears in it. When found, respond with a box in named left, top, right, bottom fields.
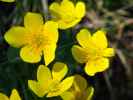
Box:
left=72, top=29, right=115, bottom=76
left=61, top=75, right=94, bottom=100
left=0, top=0, right=15, bottom=2
left=4, top=12, right=58, bottom=65
left=28, top=62, right=74, bottom=97
left=49, top=0, right=85, bottom=29
left=0, top=89, right=21, bottom=100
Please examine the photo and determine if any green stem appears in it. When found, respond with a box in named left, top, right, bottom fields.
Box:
left=41, top=0, right=49, bottom=20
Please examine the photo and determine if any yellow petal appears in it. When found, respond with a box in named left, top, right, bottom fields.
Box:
left=86, top=87, right=94, bottom=100
left=72, top=45, right=88, bottom=63
left=4, top=26, right=28, bottom=48
left=49, top=2, right=61, bottom=20
left=85, top=58, right=109, bottom=76
left=10, top=89, right=21, bottom=100
left=49, top=2, right=60, bottom=13
left=43, top=44, right=56, bottom=66
left=24, top=12, right=43, bottom=32
left=92, top=30, right=107, bottom=49
left=0, top=93, right=8, bottom=100
left=0, top=0, right=15, bottom=2
left=58, top=19, right=80, bottom=29
left=28, top=80, right=47, bottom=97
left=47, top=76, right=74, bottom=97
left=52, top=62, right=68, bottom=82
left=60, top=91, right=75, bottom=100
left=20, top=45, right=41, bottom=63
left=61, top=0, right=74, bottom=16
left=37, top=65, right=52, bottom=84
left=43, top=21, right=58, bottom=43
left=75, top=2, right=85, bottom=18
left=76, top=29, right=91, bottom=48
left=102, top=48, right=115, bottom=57
left=74, top=75, right=87, bottom=91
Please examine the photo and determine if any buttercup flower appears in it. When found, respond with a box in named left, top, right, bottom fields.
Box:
left=0, top=0, right=15, bottom=2
left=49, top=0, right=85, bottom=29
left=72, top=29, right=115, bottom=76
left=4, top=12, right=58, bottom=65
left=28, top=62, right=74, bottom=97
left=61, top=75, right=94, bottom=100
left=0, top=89, right=21, bottom=100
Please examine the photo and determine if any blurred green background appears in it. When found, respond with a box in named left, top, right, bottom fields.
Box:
left=0, top=0, right=133, bottom=100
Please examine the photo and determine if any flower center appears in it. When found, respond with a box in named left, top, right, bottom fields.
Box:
left=48, top=81, right=60, bottom=92
left=33, top=34, right=45, bottom=47
left=87, top=49, right=102, bottom=60
left=27, top=31, right=51, bottom=51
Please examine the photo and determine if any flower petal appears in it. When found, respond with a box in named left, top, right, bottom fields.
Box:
left=24, top=12, right=43, bottom=32
left=37, top=65, right=52, bottom=84
left=52, top=62, right=68, bottom=82
left=102, top=48, right=115, bottom=57
left=47, top=76, right=74, bottom=97
left=60, top=91, right=75, bottom=100
left=0, top=93, right=8, bottom=100
left=43, top=21, right=58, bottom=43
left=72, top=45, right=88, bottom=63
left=10, top=89, right=21, bottom=100
left=28, top=80, right=47, bottom=97
left=49, top=2, right=61, bottom=20
left=75, top=2, right=85, bottom=18
left=74, top=75, right=87, bottom=91
left=92, top=30, right=107, bottom=49
left=4, top=26, right=28, bottom=48
left=76, top=29, right=91, bottom=48
left=61, top=0, right=74, bottom=16
left=58, top=19, right=80, bottom=29
left=43, top=44, right=56, bottom=66
left=86, top=87, right=94, bottom=100
left=85, top=58, right=109, bottom=76
left=49, top=2, right=60, bottom=13
left=20, top=45, right=41, bottom=63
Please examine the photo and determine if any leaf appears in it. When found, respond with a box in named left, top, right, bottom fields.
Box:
left=7, top=47, right=20, bottom=63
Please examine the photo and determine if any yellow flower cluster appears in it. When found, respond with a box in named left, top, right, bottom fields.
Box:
left=1, top=0, right=115, bottom=99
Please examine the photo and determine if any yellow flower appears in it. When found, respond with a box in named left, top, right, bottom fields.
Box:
left=4, top=12, right=58, bottom=65
left=61, top=75, right=94, bottom=100
left=0, top=89, right=21, bottom=100
left=72, top=29, right=115, bottom=76
left=49, top=0, right=85, bottom=29
left=0, top=0, right=15, bottom=2
left=28, top=62, right=74, bottom=97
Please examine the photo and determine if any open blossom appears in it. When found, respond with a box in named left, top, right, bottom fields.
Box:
left=4, top=12, right=58, bottom=65
left=0, top=89, right=21, bottom=100
left=28, top=62, right=74, bottom=97
left=72, top=29, right=115, bottom=76
left=49, top=0, right=85, bottom=29
left=61, top=75, right=94, bottom=100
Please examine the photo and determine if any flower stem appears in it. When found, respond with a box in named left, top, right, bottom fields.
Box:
left=41, top=0, right=49, bottom=20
